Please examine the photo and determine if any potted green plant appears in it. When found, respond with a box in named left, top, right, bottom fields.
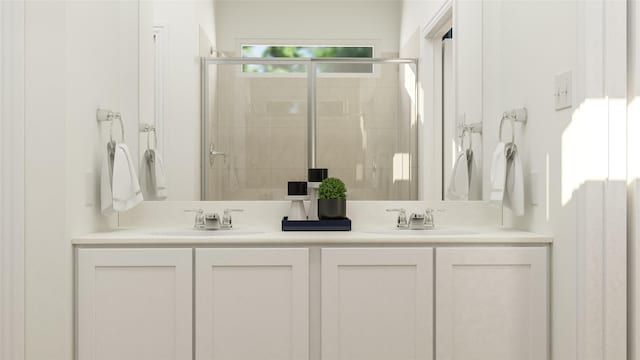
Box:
left=318, top=177, right=347, bottom=219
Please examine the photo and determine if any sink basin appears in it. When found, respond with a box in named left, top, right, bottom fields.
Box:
left=150, top=229, right=264, bottom=237
left=364, top=228, right=478, bottom=236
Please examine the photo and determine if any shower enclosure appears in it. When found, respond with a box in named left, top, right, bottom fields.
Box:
left=201, top=57, right=419, bottom=201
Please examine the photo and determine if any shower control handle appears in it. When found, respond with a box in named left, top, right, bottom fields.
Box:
left=209, top=143, right=227, bottom=166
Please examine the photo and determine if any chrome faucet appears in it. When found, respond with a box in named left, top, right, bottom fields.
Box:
left=386, top=208, right=409, bottom=228
left=221, top=208, right=243, bottom=229
left=408, top=212, right=426, bottom=230
left=185, top=209, right=221, bottom=230
left=387, top=208, right=443, bottom=230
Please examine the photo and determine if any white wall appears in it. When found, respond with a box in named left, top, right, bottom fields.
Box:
left=215, top=0, right=401, bottom=55
left=24, top=1, right=138, bottom=359
left=481, top=2, right=619, bottom=359
left=481, top=0, right=578, bottom=230
left=405, top=1, right=627, bottom=359
left=486, top=2, right=627, bottom=357
left=0, top=1, right=25, bottom=360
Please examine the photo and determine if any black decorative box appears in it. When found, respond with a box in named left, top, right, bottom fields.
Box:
left=281, top=217, right=351, bottom=231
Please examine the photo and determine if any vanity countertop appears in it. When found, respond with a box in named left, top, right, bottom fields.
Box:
left=73, top=227, right=552, bottom=245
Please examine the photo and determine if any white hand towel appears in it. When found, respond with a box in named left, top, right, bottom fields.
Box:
left=139, top=151, right=150, bottom=199
left=152, top=151, right=168, bottom=199
left=446, top=150, right=470, bottom=200
left=140, top=149, right=168, bottom=201
left=505, top=145, right=525, bottom=216
left=490, top=142, right=507, bottom=204
left=112, top=143, right=143, bottom=212
left=467, top=150, right=482, bottom=200
left=100, top=144, right=115, bottom=215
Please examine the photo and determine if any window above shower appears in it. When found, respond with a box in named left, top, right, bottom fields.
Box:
left=241, top=45, right=375, bottom=75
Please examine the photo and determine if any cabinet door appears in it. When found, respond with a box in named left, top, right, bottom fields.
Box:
left=77, top=248, right=193, bottom=360
left=195, top=248, right=309, bottom=360
left=436, top=247, right=548, bottom=360
left=321, top=248, right=433, bottom=360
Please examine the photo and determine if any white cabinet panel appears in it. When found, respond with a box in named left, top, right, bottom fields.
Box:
left=195, top=248, right=309, bottom=360
left=436, top=247, right=548, bottom=360
left=77, top=248, right=192, bottom=360
left=321, top=248, right=433, bottom=360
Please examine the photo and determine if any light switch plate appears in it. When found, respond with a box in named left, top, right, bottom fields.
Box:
left=554, top=70, right=572, bottom=111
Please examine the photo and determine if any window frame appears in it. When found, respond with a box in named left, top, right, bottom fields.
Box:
left=235, top=40, right=381, bottom=78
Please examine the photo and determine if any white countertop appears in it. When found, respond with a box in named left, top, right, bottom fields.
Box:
left=73, top=226, right=552, bottom=245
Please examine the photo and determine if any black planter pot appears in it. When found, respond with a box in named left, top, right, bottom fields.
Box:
left=318, top=198, right=347, bottom=219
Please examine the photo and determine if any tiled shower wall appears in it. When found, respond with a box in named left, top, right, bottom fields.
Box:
left=206, top=59, right=418, bottom=200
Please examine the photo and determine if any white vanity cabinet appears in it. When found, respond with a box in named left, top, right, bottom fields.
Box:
left=76, top=248, right=193, bottom=360
left=75, top=244, right=549, bottom=360
left=321, top=248, right=434, bottom=360
left=435, top=247, right=549, bottom=360
left=195, top=248, right=309, bottom=360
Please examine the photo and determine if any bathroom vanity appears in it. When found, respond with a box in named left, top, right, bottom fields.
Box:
left=74, top=224, right=551, bottom=360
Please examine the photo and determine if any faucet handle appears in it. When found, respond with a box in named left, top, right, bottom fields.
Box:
left=185, top=208, right=204, bottom=214
left=386, top=208, right=408, bottom=228
left=386, top=208, right=406, bottom=213
left=185, top=209, right=206, bottom=228
left=425, top=208, right=445, bottom=214
left=222, top=208, right=244, bottom=229
left=423, top=208, right=444, bottom=229
left=224, top=208, right=244, bottom=214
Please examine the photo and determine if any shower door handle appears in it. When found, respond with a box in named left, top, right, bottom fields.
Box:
left=209, top=143, right=227, bottom=166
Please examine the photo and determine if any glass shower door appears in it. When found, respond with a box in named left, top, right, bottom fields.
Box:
left=315, top=61, right=418, bottom=200
left=203, top=60, right=309, bottom=200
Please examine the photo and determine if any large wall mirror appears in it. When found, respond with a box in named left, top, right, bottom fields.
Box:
left=137, top=0, right=485, bottom=202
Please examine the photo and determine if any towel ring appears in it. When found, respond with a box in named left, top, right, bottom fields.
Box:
left=105, top=112, right=125, bottom=143
left=460, top=126, right=473, bottom=151
left=499, top=113, right=515, bottom=144
left=147, top=127, right=158, bottom=150
left=499, top=108, right=528, bottom=144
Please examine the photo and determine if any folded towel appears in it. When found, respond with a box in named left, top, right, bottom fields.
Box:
left=446, top=150, right=470, bottom=200
left=490, top=142, right=507, bottom=204
left=111, top=143, right=143, bottom=212
left=100, top=142, right=116, bottom=215
left=140, top=148, right=168, bottom=200
left=468, top=149, right=482, bottom=200
left=504, top=144, right=525, bottom=216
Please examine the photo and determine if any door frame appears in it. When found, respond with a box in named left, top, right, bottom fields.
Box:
left=420, top=0, right=453, bottom=201
left=0, top=1, right=25, bottom=360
